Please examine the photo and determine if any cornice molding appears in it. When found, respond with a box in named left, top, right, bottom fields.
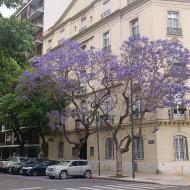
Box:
left=45, top=0, right=102, bottom=38
left=44, top=0, right=151, bottom=41
left=44, top=0, right=190, bottom=42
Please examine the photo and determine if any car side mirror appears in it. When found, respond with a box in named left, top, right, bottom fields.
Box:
left=69, top=164, right=72, bottom=167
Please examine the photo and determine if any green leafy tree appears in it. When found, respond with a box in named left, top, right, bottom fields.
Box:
left=20, top=96, right=60, bottom=158
left=0, top=55, right=22, bottom=96
left=0, top=17, right=36, bottom=68
left=0, top=94, right=26, bottom=155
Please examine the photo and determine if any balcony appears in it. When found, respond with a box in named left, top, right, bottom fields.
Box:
left=101, top=9, right=111, bottom=19
left=100, top=114, right=114, bottom=126
left=127, top=0, right=137, bottom=4
left=79, top=26, right=87, bottom=33
left=103, top=45, right=111, bottom=52
left=167, top=27, right=182, bottom=36
left=34, top=30, right=43, bottom=45
left=28, top=7, right=44, bottom=20
left=168, top=108, right=189, bottom=120
left=35, top=22, right=43, bottom=31
left=58, top=38, right=65, bottom=45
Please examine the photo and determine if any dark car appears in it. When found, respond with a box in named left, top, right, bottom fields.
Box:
left=11, top=158, right=45, bottom=175
left=20, top=160, right=59, bottom=176
left=8, top=158, right=36, bottom=174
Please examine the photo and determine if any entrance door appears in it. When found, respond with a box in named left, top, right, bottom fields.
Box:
left=79, top=141, right=87, bottom=159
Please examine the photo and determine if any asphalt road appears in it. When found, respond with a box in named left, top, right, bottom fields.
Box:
left=0, top=173, right=189, bottom=190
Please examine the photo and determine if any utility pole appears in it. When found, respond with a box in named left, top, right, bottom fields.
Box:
left=130, top=79, right=135, bottom=179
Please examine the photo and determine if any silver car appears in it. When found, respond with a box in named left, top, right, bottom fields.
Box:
left=1, top=156, right=28, bottom=171
left=46, top=160, right=92, bottom=179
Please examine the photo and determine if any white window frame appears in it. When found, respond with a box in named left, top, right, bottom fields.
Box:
left=134, top=137, right=144, bottom=160
left=173, top=135, right=188, bottom=161
left=81, top=16, right=86, bottom=29
left=100, top=96, right=112, bottom=123
left=58, top=29, right=65, bottom=44
left=130, top=18, right=139, bottom=37
left=167, top=11, right=180, bottom=29
left=103, top=31, right=110, bottom=48
left=105, top=138, right=114, bottom=159
left=133, top=99, right=140, bottom=118
left=103, top=0, right=110, bottom=15
left=172, top=93, right=186, bottom=118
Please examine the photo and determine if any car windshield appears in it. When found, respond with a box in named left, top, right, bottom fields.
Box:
left=6, top=157, right=13, bottom=161
left=58, top=161, right=70, bottom=166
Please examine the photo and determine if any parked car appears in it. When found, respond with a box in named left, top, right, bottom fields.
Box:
left=46, top=160, right=92, bottom=179
left=0, top=156, right=28, bottom=172
left=20, top=160, right=59, bottom=176
left=8, top=158, right=35, bottom=174
left=19, top=158, right=47, bottom=175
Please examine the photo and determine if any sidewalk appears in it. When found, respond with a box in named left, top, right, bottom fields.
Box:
left=92, top=171, right=190, bottom=186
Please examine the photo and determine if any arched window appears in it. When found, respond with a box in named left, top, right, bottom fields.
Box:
left=105, top=138, right=114, bottom=159
left=173, top=136, right=188, bottom=161
left=58, top=142, right=64, bottom=159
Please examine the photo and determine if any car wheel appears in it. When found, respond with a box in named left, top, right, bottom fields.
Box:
left=59, top=170, right=67, bottom=179
left=32, top=170, right=38, bottom=176
left=49, top=176, right=55, bottom=179
left=84, top=170, right=91, bottom=179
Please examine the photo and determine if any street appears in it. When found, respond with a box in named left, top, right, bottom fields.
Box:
left=0, top=173, right=189, bottom=190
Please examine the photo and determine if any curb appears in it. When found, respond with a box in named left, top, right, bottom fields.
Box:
left=91, top=176, right=158, bottom=185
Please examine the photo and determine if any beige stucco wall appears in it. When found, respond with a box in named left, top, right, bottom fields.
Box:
left=156, top=124, right=190, bottom=175
left=42, top=0, right=190, bottom=175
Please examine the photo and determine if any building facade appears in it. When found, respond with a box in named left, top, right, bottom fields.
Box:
left=14, top=0, right=44, bottom=55
left=42, top=0, right=190, bottom=176
left=0, top=127, right=39, bottom=159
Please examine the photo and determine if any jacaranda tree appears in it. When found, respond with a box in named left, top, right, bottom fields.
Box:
left=17, top=37, right=190, bottom=176
left=17, top=40, right=117, bottom=158
left=97, top=36, right=190, bottom=176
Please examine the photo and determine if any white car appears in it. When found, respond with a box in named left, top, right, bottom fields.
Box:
left=46, top=160, right=92, bottom=179
left=1, top=156, right=28, bottom=171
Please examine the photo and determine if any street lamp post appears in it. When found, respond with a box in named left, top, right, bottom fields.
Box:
left=96, top=111, right=101, bottom=176
left=130, top=79, right=135, bottom=179
left=91, top=102, right=101, bottom=176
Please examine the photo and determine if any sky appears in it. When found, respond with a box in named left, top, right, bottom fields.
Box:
left=0, top=1, right=72, bottom=30
left=0, top=5, right=15, bottom=17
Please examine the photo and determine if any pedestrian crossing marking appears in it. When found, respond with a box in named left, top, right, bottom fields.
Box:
left=63, top=183, right=177, bottom=190
left=106, top=184, right=143, bottom=190
left=117, top=183, right=176, bottom=189
left=93, top=185, right=141, bottom=190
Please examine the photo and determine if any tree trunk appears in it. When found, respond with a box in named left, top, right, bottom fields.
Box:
left=13, top=128, right=25, bottom=156
left=40, top=133, right=48, bottom=158
left=116, top=148, right=123, bottom=177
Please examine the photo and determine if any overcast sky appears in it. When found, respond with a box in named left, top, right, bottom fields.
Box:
left=0, top=1, right=72, bottom=30
left=0, top=5, right=15, bottom=17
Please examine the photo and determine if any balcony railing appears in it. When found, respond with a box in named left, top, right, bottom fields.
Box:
left=101, top=9, right=111, bottom=19
left=167, top=27, right=182, bottom=36
left=127, top=0, right=137, bottom=4
left=79, top=26, right=87, bottom=32
left=28, top=6, right=44, bottom=20
left=58, top=38, right=65, bottom=45
left=100, top=114, right=114, bottom=126
left=103, top=45, right=111, bottom=52
left=168, top=109, right=189, bottom=120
